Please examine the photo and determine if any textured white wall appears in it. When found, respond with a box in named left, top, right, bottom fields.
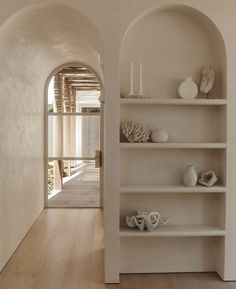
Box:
left=0, top=3, right=102, bottom=272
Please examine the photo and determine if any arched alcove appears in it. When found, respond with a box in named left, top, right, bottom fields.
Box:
left=0, top=2, right=104, bottom=272
left=120, top=5, right=226, bottom=99
left=118, top=5, right=227, bottom=279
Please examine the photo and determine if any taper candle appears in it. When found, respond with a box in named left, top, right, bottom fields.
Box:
left=138, top=62, right=144, bottom=96
left=128, top=62, right=134, bottom=96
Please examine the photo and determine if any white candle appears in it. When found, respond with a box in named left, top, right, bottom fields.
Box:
left=138, top=62, right=144, bottom=96
left=128, top=62, right=134, bottom=96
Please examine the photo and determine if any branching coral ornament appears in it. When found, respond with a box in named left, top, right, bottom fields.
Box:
left=121, top=122, right=151, bottom=143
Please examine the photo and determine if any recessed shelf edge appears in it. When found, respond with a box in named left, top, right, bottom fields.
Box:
left=120, top=98, right=227, bottom=106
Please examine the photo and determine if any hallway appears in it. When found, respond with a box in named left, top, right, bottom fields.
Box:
left=0, top=209, right=112, bottom=289
left=0, top=209, right=235, bottom=289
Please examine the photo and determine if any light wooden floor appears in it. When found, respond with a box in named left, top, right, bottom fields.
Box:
left=0, top=208, right=236, bottom=289
left=48, top=163, right=100, bottom=207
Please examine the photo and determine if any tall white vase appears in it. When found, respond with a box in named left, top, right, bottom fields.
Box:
left=183, top=165, right=198, bottom=187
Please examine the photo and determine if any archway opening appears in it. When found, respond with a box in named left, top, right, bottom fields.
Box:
left=46, top=64, right=103, bottom=207
left=0, top=2, right=104, bottom=271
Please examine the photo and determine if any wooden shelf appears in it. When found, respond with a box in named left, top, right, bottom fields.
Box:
left=120, top=184, right=226, bottom=194
left=120, top=142, right=227, bottom=149
left=120, top=225, right=225, bottom=238
left=120, top=98, right=227, bottom=106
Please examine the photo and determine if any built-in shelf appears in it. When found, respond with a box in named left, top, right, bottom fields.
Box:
left=120, top=184, right=226, bottom=194
left=120, top=142, right=227, bottom=149
left=120, top=225, right=226, bottom=238
left=120, top=98, right=227, bottom=106
left=119, top=6, right=228, bottom=278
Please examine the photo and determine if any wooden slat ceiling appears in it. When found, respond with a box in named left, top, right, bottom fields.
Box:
left=54, top=66, right=101, bottom=113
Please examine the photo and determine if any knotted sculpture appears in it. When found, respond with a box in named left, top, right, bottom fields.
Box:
left=126, top=210, right=170, bottom=231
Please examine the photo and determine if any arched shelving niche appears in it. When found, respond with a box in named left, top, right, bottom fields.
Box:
left=118, top=5, right=227, bottom=280
left=120, top=5, right=226, bottom=99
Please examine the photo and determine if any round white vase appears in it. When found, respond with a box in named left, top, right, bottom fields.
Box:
left=178, top=77, right=198, bottom=99
left=183, top=165, right=198, bottom=187
left=151, top=129, right=168, bottom=143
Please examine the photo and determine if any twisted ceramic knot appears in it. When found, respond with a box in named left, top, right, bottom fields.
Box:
left=126, top=210, right=170, bottom=231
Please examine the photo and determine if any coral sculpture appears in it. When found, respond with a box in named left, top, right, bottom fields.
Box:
left=121, top=122, right=151, bottom=143
left=200, top=66, right=215, bottom=95
left=199, top=170, right=217, bottom=187
left=126, top=210, right=170, bottom=231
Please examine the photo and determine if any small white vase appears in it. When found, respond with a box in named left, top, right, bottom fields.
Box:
left=183, top=165, right=198, bottom=187
left=178, top=77, right=198, bottom=99
left=151, top=129, right=168, bottom=143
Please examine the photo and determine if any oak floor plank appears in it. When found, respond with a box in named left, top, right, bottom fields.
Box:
left=0, top=209, right=235, bottom=289
left=34, top=209, right=82, bottom=289
left=90, top=210, right=117, bottom=289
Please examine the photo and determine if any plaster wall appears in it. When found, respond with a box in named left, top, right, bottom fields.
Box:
left=0, top=3, right=102, bottom=272
left=0, top=0, right=236, bottom=283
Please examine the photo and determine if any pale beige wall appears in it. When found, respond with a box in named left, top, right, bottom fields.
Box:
left=0, top=0, right=236, bottom=283
left=0, top=2, right=103, bottom=272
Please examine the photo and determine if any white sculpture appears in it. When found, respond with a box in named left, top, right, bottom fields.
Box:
left=178, top=77, right=198, bottom=99
left=126, top=210, right=170, bottom=231
left=200, top=66, right=215, bottom=96
left=121, top=122, right=151, bottom=143
left=183, top=165, right=198, bottom=187
left=151, top=129, right=168, bottom=143
left=199, top=170, right=217, bottom=186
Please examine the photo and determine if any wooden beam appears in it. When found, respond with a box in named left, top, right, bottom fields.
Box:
left=70, top=87, right=100, bottom=90
left=62, top=73, right=95, bottom=78
left=66, top=79, right=99, bottom=83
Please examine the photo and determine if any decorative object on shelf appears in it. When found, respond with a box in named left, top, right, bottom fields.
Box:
left=199, top=170, right=217, bottom=186
left=183, top=165, right=198, bottom=187
left=127, top=61, right=135, bottom=97
left=200, top=66, right=215, bottom=97
left=121, top=122, right=151, bottom=143
left=126, top=210, right=170, bottom=231
left=138, top=62, right=144, bottom=97
left=151, top=129, right=169, bottom=143
left=124, top=61, right=149, bottom=99
left=178, top=77, right=198, bottom=99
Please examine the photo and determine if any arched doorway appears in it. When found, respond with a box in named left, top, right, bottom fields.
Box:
left=46, top=64, right=103, bottom=207
left=0, top=2, right=105, bottom=271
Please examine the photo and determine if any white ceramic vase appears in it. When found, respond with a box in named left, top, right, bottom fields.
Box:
left=183, top=165, right=198, bottom=187
left=178, top=77, right=198, bottom=99
left=151, top=129, right=168, bottom=143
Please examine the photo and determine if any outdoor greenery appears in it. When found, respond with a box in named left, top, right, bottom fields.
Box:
left=48, top=162, right=54, bottom=193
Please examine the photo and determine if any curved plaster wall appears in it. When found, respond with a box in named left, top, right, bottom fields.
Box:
left=120, top=6, right=226, bottom=99
left=0, top=3, right=103, bottom=271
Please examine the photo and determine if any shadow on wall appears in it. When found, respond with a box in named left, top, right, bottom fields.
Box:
left=0, top=2, right=103, bottom=272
